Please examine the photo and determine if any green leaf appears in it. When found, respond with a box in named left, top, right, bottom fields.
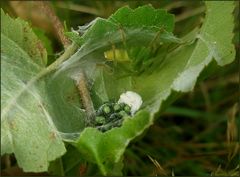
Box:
left=1, top=9, right=47, bottom=66
left=171, top=1, right=235, bottom=92
left=109, top=5, right=174, bottom=31
left=66, top=4, right=176, bottom=46
left=0, top=9, right=68, bottom=172
left=59, top=2, right=235, bottom=175
left=73, top=111, right=150, bottom=175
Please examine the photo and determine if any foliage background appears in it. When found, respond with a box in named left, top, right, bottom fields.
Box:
left=1, top=0, right=239, bottom=176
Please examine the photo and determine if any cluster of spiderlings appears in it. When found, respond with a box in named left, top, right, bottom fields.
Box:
left=94, top=102, right=131, bottom=132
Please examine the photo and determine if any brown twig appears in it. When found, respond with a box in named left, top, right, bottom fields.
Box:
left=76, top=72, right=95, bottom=126
left=39, top=1, right=71, bottom=48
left=39, top=2, right=95, bottom=126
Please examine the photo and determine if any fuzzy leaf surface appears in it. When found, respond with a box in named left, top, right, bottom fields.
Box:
left=0, top=10, right=68, bottom=172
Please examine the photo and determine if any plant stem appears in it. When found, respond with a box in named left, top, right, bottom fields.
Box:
left=45, top=43, right=78, bottom=73
left=5, top=155, right=11, bottom=169
left=175, top=6, right=205, bottom=22
left=200, top=82, right=211, bottom=112
left=59, top=157, right=65, bottom=176
left=39, top=1, right=71, bottom=48
left=76, top=72, right=95, bottom=126
left=55, top=2, right=100, bottom=16
left=2, top=43, right=78, bottom=119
